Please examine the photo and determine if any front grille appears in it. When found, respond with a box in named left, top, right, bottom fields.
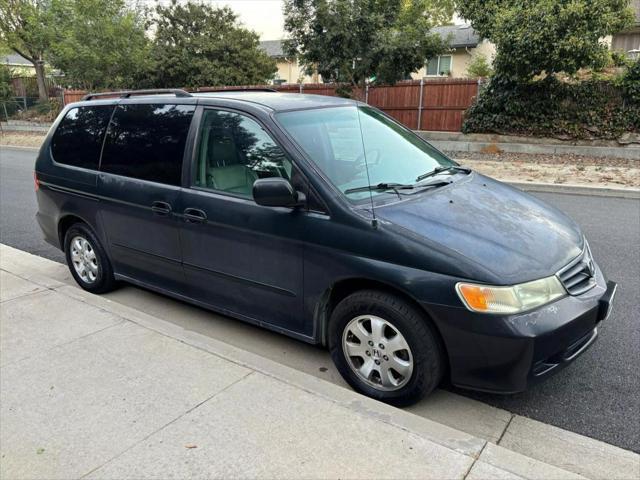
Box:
left=557, top=243, right=597, bottom=296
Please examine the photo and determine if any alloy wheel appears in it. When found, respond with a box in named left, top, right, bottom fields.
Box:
left=342, top=315, right=414, bottom=391
left=70, top=236, right=99, bottom=284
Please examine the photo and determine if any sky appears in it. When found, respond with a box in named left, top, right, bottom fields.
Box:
left=136, top=1, right=464, bottom=41
left=211, top=1, right=465, bottom=39
left=213, top=0, right=286, bottom=39
left=137, top=0, right=287, bottom=39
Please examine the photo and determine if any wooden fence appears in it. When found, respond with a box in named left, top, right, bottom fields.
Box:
left=62, top=79, right=481, bottom=132
left=10, top=76, right=60, bottom=98
left=62, top=89, right=89, bottom=105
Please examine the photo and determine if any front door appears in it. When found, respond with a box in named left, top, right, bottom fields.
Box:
left=180, top=108, right=305, bottom=334
left=98, top=101, right=196, bottom=292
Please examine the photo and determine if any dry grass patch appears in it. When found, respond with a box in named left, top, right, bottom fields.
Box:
left=0, top=132, right=46, bottom=148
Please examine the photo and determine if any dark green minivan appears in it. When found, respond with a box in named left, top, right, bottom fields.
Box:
left=35, top=89, right=617, bottom=405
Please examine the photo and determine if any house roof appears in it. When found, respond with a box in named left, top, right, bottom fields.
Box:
left=1, top=53, right=33, bottom=67
left=259, top=26, right=481, bottom=59
left=259, top=40, right=286, bottom=58
left=432, top=25, right=480, bottom=48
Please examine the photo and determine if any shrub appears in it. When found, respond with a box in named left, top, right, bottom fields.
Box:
left=462, top=74, right=638, bottom=140
left=620, top=59, right=640, bottom=105
left=609, top=50, right=632, bottom=68
left=466, top=54, right=493, bottom=78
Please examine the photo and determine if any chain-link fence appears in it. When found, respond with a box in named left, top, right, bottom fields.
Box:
left=1, top=96, right=62, bottom=123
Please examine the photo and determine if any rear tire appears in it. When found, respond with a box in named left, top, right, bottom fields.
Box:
left=64, top=223, right=116, bottom=294
left=329, top=290, right=444, bottom=406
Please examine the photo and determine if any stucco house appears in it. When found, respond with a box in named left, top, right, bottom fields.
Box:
left=412, top=25, right=495, bottom=79
left=611, top=0, right=640, bottom=58
left=259, top=40, right=320, bottom=84
left=261, top=25, right=494, bottom=84
left=0, top=53, right=36, bottom=76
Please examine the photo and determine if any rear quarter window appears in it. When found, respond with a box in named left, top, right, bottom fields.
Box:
left=51, top=105, right=114, bottom=169
left=100, top=103, right=195, bottom=186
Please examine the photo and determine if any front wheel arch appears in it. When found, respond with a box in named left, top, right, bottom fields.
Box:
left=317, top=278, right=450, bottom=376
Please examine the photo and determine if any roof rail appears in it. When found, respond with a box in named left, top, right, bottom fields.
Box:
left=82, top=89, right=193, bottom=101
left=194, top=87, right=277, bottom=93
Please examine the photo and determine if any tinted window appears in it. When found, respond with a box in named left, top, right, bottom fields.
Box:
left=101, top=104, right=195, bottom=185
left=51, top=106, right=113, bottom=169
left=194, top=109, right=293, bottom=198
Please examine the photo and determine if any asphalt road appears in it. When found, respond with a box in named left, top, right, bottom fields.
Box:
left=2, top=146, right=639, bottom=452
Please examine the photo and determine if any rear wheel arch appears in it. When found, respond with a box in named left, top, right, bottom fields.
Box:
left=58, top=214, right=91, bottom=252
left=317, top=278, right=449, bottom=367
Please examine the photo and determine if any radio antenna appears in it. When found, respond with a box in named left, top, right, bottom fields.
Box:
left=355, top=105, right=378, bottom=228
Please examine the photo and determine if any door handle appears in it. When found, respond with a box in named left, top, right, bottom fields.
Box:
left=183, top=208, right=207, bottom=224
left=151, top=201, right=172, bottom=216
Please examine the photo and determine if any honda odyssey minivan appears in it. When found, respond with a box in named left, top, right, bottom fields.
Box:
left=35, top=89, right=617, bottom=406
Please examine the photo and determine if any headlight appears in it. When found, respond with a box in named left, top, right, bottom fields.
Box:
left=456, top=276, right=566, bottom=314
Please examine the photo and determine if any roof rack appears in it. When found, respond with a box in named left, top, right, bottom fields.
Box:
left=82, top=89, right=193, bottom=101
left=194, top=87, right=277, bottom=93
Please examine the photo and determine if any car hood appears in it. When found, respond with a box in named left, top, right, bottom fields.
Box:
left=375, top=173, right=584, bottom=284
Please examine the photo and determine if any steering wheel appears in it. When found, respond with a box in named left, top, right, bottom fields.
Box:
left=354, top=148, right=381, bottom=172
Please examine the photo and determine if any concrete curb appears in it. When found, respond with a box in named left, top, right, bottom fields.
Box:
left=0, top=125, right=50, bottom=133
left=416, top=131, right=640, bottom=161
left=418, top=131, right=636, bottom=148
left=1, top=120, right=51, bottom=133
left=430, top=139, right=640, bottom=160
left=2, top=244, right=639, bottom=480
left=509, top=181, right=640, bottom=199
left=0, top=144, right=40, bottom=151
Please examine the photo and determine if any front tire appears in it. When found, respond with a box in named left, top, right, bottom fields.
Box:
left=329, top=290, right=444, bottom=406
left=64, top=223, right=116, bottom=294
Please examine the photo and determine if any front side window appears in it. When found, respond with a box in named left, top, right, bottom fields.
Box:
left=100, top=103, right=195, bottom=185
left=194, top=109, right=293, bottom=198
left=51, top=105, right=113, bottom=169
left=276, top=106, right=455, bottom=202
left=426, top=55, right=452, bottom=76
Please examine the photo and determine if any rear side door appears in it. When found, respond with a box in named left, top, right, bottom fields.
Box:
left=179, top=107, right=309, bottom=335
left=36, top=104, right=114, bottom=248
left=97, top=100, right=196, bottom=292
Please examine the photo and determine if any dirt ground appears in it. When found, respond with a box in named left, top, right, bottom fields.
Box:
left=1, top=132, right=638, bottom=188
left=0, top=132, right=46, bottom=148
left=449, top=151, right=640, bottom=188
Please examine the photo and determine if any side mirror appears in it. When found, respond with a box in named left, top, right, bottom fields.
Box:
left=253, top=178, right=305, bottom=208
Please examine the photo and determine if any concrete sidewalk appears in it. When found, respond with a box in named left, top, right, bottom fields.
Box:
left=1, top=245, right=638, bottom=480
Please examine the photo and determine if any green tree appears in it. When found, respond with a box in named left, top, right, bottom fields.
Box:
left=283, top=0, right=454, bottom=96
left=0, top=63, right=13, bottom=100
left=149, top=1, right=277, bottom=88
left=466, top=54, right=493, bottom=78
left=0, top=0, right=53, bottom=100
left=457, top=0, right=634, bottom=81
left=48, top=0, right=151, bottom=90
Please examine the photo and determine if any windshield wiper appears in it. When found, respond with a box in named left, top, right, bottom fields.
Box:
left=345, top=183, right=415, bottom=198
left=415, top=166, right=471, bottom=183
left=345, top=180, right=451, bottom=198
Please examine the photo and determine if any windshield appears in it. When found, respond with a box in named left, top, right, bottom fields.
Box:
left=276, top=106, right=456, bottom=202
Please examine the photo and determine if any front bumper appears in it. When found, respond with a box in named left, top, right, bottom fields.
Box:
left=426, top=265, right=617, bottom=394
